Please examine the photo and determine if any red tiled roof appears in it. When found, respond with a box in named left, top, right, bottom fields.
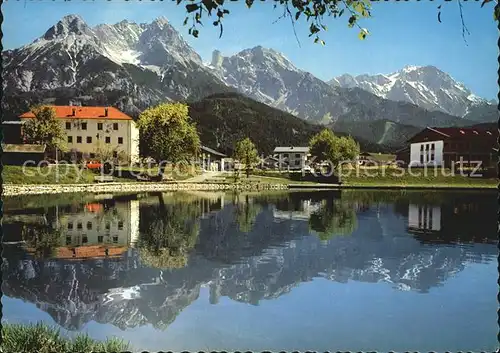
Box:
left=428, top=127, right=497, bottom=139
left=19, top=106, right=132, bottom=120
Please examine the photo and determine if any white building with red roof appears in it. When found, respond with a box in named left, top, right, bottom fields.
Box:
left=19, top=105, right=140, bottom=164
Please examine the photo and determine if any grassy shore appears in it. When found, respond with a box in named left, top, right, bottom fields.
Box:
left=251, top=167, right=497, bottom=189
left=2, top=164, right=197, bottom=184
left=340, top=166, right=497, bottom=188
left=1, top=322, right=130, bottom=353
left=3, top=165, right=497, bottom=189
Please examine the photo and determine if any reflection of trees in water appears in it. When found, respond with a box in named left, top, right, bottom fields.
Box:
left=309, top=198, right=358, bottom=241
left=138, top=193, right=201, bottom=269
left=23, top=225, right=63, bottom=259
left=232, top=194, right=262, bottom=233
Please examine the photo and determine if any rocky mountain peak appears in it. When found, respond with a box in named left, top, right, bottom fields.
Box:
left=329, top=64, right=492, bottom=118
left=43, top=14, right=92, bottom=40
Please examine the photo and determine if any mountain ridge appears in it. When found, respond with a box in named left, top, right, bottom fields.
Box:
left=328, top=65, right=496, bottom=121
left=2, top=14, right=495, bottom=151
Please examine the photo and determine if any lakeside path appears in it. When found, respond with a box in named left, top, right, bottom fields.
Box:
left=3, top=181, right=496, bottom=197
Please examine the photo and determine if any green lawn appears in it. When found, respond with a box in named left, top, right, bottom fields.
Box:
left=117, top=164, right=200, bottom=180
left=2, top=165, right=136, bottom=184
left=3, top=165, right=97, bottom=184
left=2, top=322, right=130, bottom=353
left=367, top=153, right=396, bottom=162
left=340, top=166, right=497, bottom=188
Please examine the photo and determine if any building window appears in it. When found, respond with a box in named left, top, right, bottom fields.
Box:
left=105, top=136, right=111, bottom=144
left=118, top=221, right=123, bottom=230
left=420, top=145, right=424, bottom=151
left=77, top=136, right=82, bottom=143
left=430, top=154, right=435, bottom=161
left=113, top=236, right=119, bottom=243
left=113, top=123, right=119, bottom=130
left=66, top=122, right=71, bottom=130
left=294, top=160, right=300, bottom=166
left=295, top=153, right=301, bottom=159
left=86, top=136, right=92, bottom=143
left=82, top=236, right=88, bottom=244
left=98, top=236, right=104, bottom=243
left=67, top=222, right=73, bottom=230
left=118, top=137, right=123, bottom=144
left=77, top=222, right=82, bottom=230
left=98, top=123, right=103, bottom=130
left=86, top=222, right=92, bottom=230
left=113, top=151, right=118, bottom=158
left=66, top=236, right=72, bottom=245
left=425, top=144, right=429, bottom=150
left=283, top=153, right=289, bottom=158
left=68, top=136, right=73, bottom=143
left=420, top=154, right=424, bottom=164
left=82, top=122, right=87, bottom=130
left=105, top=222, right=110, bottom=230
left=431, top=143, right=435, bottom=150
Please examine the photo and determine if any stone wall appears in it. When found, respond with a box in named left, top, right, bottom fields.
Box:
left=3, top=182, right=289, bottom=197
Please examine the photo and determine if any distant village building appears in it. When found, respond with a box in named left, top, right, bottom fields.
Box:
left=404, top=127, right=497, bottom=168
left=261, top=155, right=279, bottom=169
left=273, top=146, right=310, bottom=170
left=18, top=106, right=140, bottom=164
left=199, top=145, right=227, bottom=171
left=357, top=152, right=375, bottom=166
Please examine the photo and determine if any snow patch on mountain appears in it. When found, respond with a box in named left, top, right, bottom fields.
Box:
left=329, top=65, right=494, bottom=118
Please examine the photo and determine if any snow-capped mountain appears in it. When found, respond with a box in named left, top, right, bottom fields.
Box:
left=2, top=14, right=232, bottom=119
left=329, top=65, right=496, bottom=120
left=207, top=47, right=478, bottom=127
left=2, top=14, right=493, bottom=129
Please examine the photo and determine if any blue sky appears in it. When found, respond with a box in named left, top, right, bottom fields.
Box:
left=3, top=0, right=498, bottom=100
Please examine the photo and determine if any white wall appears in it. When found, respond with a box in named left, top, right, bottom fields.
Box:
left=275, top=152, right=308, bottom=170
left=21, top=118, right=139, bottom=164
left=129, top=121, right=140, bottom=164
left=409, top=140, right=444, bottom=167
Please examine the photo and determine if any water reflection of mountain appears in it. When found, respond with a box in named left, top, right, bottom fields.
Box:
left=2, top=191, right=497, bottom=331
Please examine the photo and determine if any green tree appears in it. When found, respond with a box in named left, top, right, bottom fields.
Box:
left=309, top=128, right=359, bottom=172
left=175, top=0, right=490, bottom=44
left=23, top=105, right=67, bottom=159
left=136, top=103, right=201, bottom=175
left=234, top=137, right=260, bottom=179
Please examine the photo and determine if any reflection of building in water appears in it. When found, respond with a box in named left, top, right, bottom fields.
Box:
left=408, top=204, right=441, bottom=233
left=272, top=200, right=320, bottom=221
left=57, top=200, right=140, bottom=252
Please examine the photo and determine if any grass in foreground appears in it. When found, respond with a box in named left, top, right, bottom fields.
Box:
left=3, top=165, right=96, bottom=184
left=1, top=322, right=130, bottom=353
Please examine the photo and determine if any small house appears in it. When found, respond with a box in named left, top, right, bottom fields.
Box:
left=273, top=146, right=310, bottom=170
left=405, top=127, right=497, bottom=168
left=199, top=145, right=227, bottom=171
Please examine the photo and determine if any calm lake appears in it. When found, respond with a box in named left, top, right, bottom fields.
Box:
left=2, top=190, right=498, bottom=352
